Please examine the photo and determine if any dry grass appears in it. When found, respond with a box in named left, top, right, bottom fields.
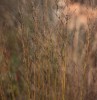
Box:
left=0, top=0, right=97, bottom=100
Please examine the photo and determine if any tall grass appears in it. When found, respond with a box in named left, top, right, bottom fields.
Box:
left=0, top=0, right=97, bottom=100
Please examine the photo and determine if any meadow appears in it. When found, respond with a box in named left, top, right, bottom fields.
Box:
left=0, top=0, right=97, bottom=100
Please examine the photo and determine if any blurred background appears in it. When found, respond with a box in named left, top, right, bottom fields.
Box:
left=0, top=0, right=97, bottom=100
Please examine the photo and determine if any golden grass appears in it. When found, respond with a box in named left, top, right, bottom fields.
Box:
left=0, top=0, right=97, bottom=100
